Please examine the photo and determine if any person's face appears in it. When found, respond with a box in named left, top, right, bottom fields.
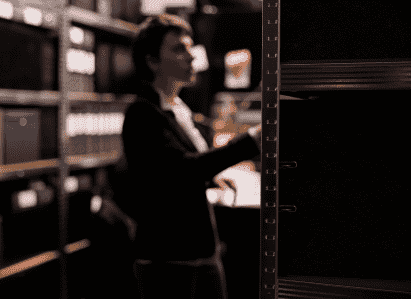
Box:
left=149, top=31, right=197, bottom=86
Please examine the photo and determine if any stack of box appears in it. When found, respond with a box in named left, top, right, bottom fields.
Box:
left=67, top=103, right=88, bottom=156
left=67, top=26, right=95, bottom=92
left=67, top=101, right=127, bottom=157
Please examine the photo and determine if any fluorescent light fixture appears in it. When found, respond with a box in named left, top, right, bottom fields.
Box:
left=0, top=0, right=13, bottom=19
left=23, top=7, right=42, bottom=26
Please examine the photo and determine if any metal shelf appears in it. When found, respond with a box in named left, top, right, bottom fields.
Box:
left=0, top=239, right=90, bottom=279
left=0, top=152, right=121, bottom=181
left=1, top=2, right=139, bottom=35
left=0, top=90, right=137, bottom=105
left=281, top=61, right=411, bottom=91
left=65, top=150, right=121, bottom=171
left=66, top=92, right=136, bottom=103
left=0, top=2, right=60, bottom=30
left=66, top=5, right=138, bottom=38
left=0, top=159, right=60, bottom=181
left=3, top=2, right=411, bottom=298
left=215, top=92, right=305, bottom=102
left=0, top=89, right=60, bottom=106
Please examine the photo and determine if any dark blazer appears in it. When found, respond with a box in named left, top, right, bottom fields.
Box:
left=117, top=81, right=260, bottom=262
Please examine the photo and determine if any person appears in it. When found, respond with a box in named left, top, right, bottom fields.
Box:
left=117, top=14, right=262, bottom=299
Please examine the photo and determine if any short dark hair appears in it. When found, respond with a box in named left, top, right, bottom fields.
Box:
left=131, top=14, right=193, bottom=84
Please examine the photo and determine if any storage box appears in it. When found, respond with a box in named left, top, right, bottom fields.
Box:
left=0, top=109, right=41, bottom=165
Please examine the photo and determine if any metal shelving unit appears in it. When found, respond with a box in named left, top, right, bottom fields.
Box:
left=0, top=1, right=142, bottom=297
left=2, top=1, right=411, bottom=298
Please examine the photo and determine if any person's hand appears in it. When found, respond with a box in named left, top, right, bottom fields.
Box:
left=253, top=123, right=262, bottom=135
left=248, top=123, right=262, bottom=150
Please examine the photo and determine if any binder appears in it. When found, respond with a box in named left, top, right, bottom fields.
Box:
left=112, top=45, right=134, bottom=84
left=3, top=109, right=41, bottom=165
left=122, top=0, right=141, bottom=24
left=85, top=103, right=102, bottom=155
left=98, top=103, right=111, bottom=154
left=95, top=42, right=111, bottom=93
left=97, top=102, right=126, bottom=154
left=68, top=27, right=95, bottom=92
left=109, top=102, right=126, bottom=154
left=68, top=72, right=95, bottom=92
left=68, top=104, right=88, bottom=156
left=111, top=0, right=126, bottom=19
left=41, top=40, right=57, bottom=90
left=96, top=42, right=135, bottom=94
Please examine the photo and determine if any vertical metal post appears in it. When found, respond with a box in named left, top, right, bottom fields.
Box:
left=58, top=10, right=72, bottom=299
left=0, top=215, right=3, bottom=268
left=261, top=0, right=281, bottom=298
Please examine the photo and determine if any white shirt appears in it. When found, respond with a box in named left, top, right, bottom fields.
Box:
left=157, top=90, right=209, bottom=153
left=156, top=88, right=259, bottom=153
left=156, top=89, right=261, bottom=210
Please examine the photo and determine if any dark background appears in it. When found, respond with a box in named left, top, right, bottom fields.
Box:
left=277, top=91, right=411, bottom=281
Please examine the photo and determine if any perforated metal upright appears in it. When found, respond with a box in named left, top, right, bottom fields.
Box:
left=261, top=1, right=281, bottom=298
left=57, top=8, right=72, bottom=299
